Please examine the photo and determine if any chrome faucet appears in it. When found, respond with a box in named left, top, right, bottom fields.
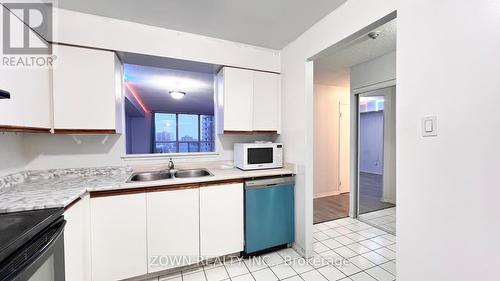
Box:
left=168, top=158, right=175, bottom=170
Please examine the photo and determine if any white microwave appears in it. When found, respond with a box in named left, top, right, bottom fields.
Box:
left=234, top=143, right=283, bottom=170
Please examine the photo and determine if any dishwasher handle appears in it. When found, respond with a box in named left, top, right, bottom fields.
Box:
left=245, top=176, right=295, bottom=189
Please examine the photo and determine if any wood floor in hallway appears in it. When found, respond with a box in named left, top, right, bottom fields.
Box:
left=314, top=193, right=350, bottom=224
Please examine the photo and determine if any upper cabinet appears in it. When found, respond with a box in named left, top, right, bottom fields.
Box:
left=0, top=6, right=51, bottom=133
left=52, top=45, right=123, bottom=133
left=253, top=71, right=280, bottom=131
left=0, top=67, right=52, bottom=132
left=216, top=67, right=280, bottom=134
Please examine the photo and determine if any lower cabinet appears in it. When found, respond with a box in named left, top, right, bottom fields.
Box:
left=90, top=193, right=147, bottom=281
left=64, top=195, right=91, bottom=281
left=85, top=181, right=245, bottom=280
left=147, top=187, right=199, bottom=273
left=200, top=182, right=244, bottom=258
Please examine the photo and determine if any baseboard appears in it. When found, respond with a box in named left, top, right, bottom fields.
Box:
left=314, top=191, right=341, bottom=199
left=381, top=197, right=396, bottom=204
left=359, top=171, right=383, bottom=176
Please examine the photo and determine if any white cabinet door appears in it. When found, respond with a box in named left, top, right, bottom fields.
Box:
left=253, top=72, right=280, bottom=131
left=200, top=182, right=244, bottom=258
left=52, top=45, right=118, bottom=132
left=147, top=188, right=199, bottom=273
left=222, top=67, right=254, bottom=132
left=0, top=6, right=51, bottom=130
left=90, top=193, right=147, bottom=281
left=0, top=67, right=51, bottom=129
left=64, top=195, right=91, bottom=281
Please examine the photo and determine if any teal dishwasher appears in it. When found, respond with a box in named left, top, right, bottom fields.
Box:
left=244, top=176, right=295, bottom=255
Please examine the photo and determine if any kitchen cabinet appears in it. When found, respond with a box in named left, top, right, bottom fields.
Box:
left=146, top=186, right=200, bottom=273
left=64, top=195, right=91, bottom=281
left=216, top=67, right=281, bottom=134
left=0, top=6, right=51, bottom=133
left=253, top=71, right=280, bottom=131
left=217, top=67, right=254, bottom=132
left=200, top=182, right=244, bottom=257
left=52, top=45, right=123, bottom=133
left=90, top=192, right=147, bottom=281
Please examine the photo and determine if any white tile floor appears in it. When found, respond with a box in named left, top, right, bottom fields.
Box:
left=145, top=217, right=396, bottom=281
left=358, top=207, right=396, bottom=234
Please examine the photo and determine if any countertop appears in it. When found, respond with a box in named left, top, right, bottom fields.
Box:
left=0, top=163, right=295, bottom=213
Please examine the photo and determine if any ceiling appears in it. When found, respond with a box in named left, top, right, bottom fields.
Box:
left=125, top=64, right=215, bottom=115
left=57, top=0, right=347, bottom=49
left=314, top=19, right=397, bottom=87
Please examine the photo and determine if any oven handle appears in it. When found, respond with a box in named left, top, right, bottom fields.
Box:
left=1, top=218, right=66, bottom=281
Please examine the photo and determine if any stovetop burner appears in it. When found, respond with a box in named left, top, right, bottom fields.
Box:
left=0, top=208, right=64, bottom=263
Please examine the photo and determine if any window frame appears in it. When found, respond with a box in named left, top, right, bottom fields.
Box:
left=152, top=112, right=215, bottom=154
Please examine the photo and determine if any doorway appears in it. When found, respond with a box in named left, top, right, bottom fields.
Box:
left=312, top=17, right=396, bottom=225
left=313, top=86, right=350, bottom=224
left=357, top=86, right=396, bottom=233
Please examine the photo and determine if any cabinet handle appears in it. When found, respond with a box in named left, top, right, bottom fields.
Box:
left=0, top=89, right=10, bottom=99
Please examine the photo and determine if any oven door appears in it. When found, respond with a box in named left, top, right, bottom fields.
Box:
left=0, top=218, right=66, bottom=281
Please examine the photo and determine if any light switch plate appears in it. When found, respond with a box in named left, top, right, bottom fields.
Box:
left=422, top=116, right=437, bottom=137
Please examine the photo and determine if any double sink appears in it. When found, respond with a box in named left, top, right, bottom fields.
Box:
left=128, top=168, right=213, bottom=182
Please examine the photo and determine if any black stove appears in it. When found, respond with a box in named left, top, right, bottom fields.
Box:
left=0, top=208, right=66, bottom=281
left=0, top=208, right=63, bottom=263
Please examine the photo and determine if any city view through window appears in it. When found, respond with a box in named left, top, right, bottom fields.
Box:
left=154, top=113, right=215, bottom=153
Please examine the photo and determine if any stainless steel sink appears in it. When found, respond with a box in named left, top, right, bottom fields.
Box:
left=128, top=171, right=172, bottom=182
left=127, top=168, right=213, bottom=182
left=174, top=169, right=213, bottom=178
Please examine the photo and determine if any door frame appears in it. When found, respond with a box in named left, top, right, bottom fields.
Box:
left=350, top=79, right=396, bottom=218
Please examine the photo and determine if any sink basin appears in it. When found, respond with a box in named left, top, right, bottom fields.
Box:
left=128, top=171, right=172, bottom=182
left=174, top=169, right=213, bottom=178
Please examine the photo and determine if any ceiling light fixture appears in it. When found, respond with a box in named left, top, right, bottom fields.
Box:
left=170, top=91, right=186, bottom=100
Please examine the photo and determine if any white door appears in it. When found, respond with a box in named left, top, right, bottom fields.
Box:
left=200, top=182, right=244, bottom=258
left=339, top=103, right=350, bottom=193
left=90, top=193, right=147, bottom=281
left=147, top=188, right=199, bottom=272
left=222, top=67, right=254, bottom=131
left=253, top=72, right=280, bottom=131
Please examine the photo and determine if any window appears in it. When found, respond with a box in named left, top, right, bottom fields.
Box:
left=154, top=113, right=215, bottom=153
left=123, top=61, right=216, bottom=155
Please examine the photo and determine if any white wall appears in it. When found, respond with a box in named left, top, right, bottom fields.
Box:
left=52, top=9, right=280, bottom=73
left=351, top=51, right=396, bottom=90
left=0, top=133, right=27, bottom=176
left=398, top=1, right=500, bottom=280
left=21, top=133, right=275, bottom=170
left=279, top=0, right=397, bottom=257
left=313, top=84, right=349, bottom=198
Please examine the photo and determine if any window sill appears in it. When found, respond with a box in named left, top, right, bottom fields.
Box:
left=121, top=152, right=220, bottom=161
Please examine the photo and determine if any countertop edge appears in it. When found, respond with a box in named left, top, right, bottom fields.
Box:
left=64, top=168, right=295, bottom=211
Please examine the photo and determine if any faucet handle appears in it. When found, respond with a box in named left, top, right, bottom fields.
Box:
left=168, top=157, right=175, bottom=170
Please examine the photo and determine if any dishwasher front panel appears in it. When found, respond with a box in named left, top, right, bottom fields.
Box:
left=244, top=180, right=295, bottom=254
